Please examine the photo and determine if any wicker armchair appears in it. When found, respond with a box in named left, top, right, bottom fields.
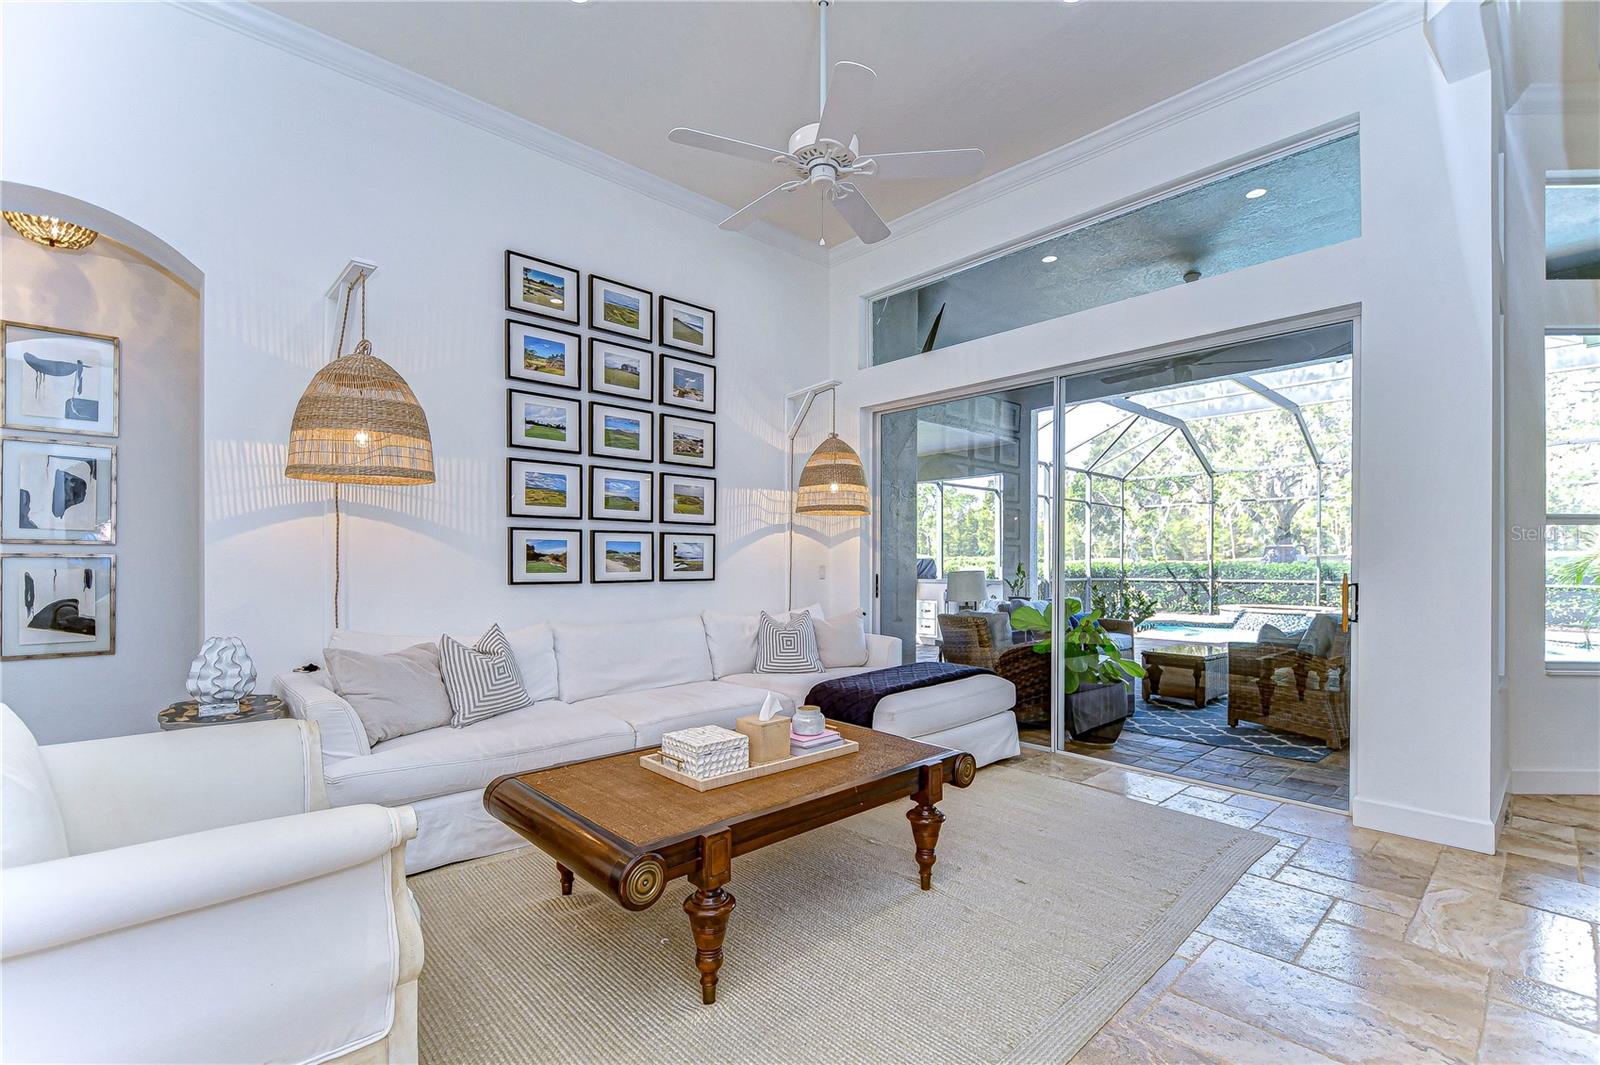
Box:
left=1227, top=625, right=1350, bottom=749
left=936, top=613, right=1001, bottom=669
left=992, top=619, right=1136, bottom=731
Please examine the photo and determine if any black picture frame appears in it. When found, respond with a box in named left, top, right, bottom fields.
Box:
left=659, top=413, right=716, bottom=469
left=588, top=401, right=654, bottom=463
left=588, top=338, right=654, bottom=403
left=505, top=250, right=580, bottom=325
left=658, top=471, right=716, bottom=525
left=658, top=295, right=715, bottom=359
left=506, top=458, right=583, bottom=520
left=505, top=319, right=582, bottom=391
left=587, top=464, right=654, bottom=523
left=588, top=274, right=653, bottom=343
left=508, top=527, right=584, bottom=585
left=507, top=389, right=582, bottom=454
left=659, top=532, right=716, bottom=581
left=658, top=353, right=716, bottom=414
left=589, top=529, right=654, bottom=583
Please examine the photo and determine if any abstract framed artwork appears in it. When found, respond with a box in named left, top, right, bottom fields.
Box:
left=2, top=322, right=119, bottom=436
left=588, top=274, right=653, bottom=343
left=589, top=339, right=654, bottom=403
left=506, top=320, right=581, bottom=391
left=659, top=471, right=716, bottom=525
left=660, top=532, right=715, bottom=581
left=590, top=529, right=654, bottom=583
left=588, top=465, right=654, bottom=523
left=507, top=458, right=582, bottom=520
left=588, top=401, right=654, bottom=463
left=658, top=296, right=715, bottom=359
left=507, top=389, right=582, bottom=453
left=659, top=353, right=715, bottom=414
left=508, top=527, right=583, bottom=585
left=505, top=251, right=579, bottom=325
left=1, top=436, right=115, bottom=544
left=1, top=552, right=115, bottom=660
left=659, top=413, right=716, bottom=468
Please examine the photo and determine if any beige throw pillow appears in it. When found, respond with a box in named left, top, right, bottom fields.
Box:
left=323, top=641, right=454, bottom=745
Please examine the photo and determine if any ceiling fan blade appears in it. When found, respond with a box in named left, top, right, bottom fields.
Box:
left=720, top=180, right=805, bottom=231
left=816, top=61, right=876, bottom=147
left=668, top=127, right=795, bottom=167
left=861, top=148, right=986, bottom=180
left=830, top=181, right=891, bottom=244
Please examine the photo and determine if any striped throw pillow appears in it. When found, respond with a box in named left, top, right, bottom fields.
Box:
left=439, top=624, right=533, bottom=727
left=754, top=610, right=824, bottom=674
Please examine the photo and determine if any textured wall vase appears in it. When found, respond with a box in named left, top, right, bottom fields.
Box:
left=187, top=636, right=257, bottom=714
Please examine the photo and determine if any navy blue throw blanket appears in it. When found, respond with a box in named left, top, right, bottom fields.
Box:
left=805, top=662, right=987, bottom=727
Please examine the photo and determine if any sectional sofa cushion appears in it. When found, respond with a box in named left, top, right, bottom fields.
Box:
left=322, top=700, right=633, bottom=807
left=574, top=680, right=770, bottom=747
left=323, top=642, right=454, bottom=745
left=328, top=624, right=560, bottom=703
left=719, top=665, right=876, bottom=711
left=554, top=616, right=714, bottom=703
left=2, top=705, right=68, bottom=867
left=870, top=673, right=1019, bottom=737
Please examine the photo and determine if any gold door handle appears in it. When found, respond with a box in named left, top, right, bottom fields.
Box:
left=1340, top=575, right=1358, bottom=632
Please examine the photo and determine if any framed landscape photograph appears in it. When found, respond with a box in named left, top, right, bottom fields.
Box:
left=2, top=322, right=119, bottom=436
left=588, top=465, right=654, bottom=522
left=659, top=296, right=715, bottom=358
left=507, top=390, right=581, bottom=453
left=507, top=458, right=582, bottom=520
left=589, top=401, right=654, bottom=463
left=2, top=436, right=115, bottom=544
left=505, top=251, right=579, bottom=324
left=660, top=532, right=715, bottom=582
left=506, top=320, right=581, bottom=391
left=659, top=472, right=715, bottom=525
left=660, top=413, right=716, bottom=468
left=659, top=354, right=715, bottom=414
left=508, top=527, right=583, bottom=585
left=589, top=339, right=653, bottom=403
left=591, top=529, right=654, bottom=583
left=1, top=552, right=115, bottom=660
left=589, top=275, right=653, bottom=343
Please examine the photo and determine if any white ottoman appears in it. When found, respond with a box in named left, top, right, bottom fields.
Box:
left=869, top=673, right=1020, bottom=766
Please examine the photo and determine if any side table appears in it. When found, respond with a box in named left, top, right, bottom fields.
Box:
left=158, top=694, right=288, bottom=730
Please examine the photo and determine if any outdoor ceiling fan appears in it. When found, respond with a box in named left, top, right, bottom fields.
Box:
left=667, top=0, right=986, bottom=245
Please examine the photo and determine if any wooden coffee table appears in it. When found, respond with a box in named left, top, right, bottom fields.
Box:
left=483, top=722, right=976, bottom=1004
left=1140, top=642, right=1229, bottom=707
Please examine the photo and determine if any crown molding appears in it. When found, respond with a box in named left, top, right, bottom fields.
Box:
left=827, top=1, right=1420, bottom=266
left=171, top=1, right=828, bottom=265
left=1509, top=80, right=1600, bottom=115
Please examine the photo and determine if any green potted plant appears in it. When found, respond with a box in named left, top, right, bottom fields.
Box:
left=1007, top=599, right=1145, bottom=743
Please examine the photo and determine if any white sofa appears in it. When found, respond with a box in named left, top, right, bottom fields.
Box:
left=275, top=608, right=1019, bottom=873
left=0, top=705, right=421, bottom=1065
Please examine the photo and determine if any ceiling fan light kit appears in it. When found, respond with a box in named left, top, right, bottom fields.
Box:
left=667, top=0, right=985, bottom=246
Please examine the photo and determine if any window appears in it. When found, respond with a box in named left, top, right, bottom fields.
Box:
left=915, top=476, right=1003, bottom=578
left=1544, top=333, right=1600, bottom=669
left=1545, top=176, right=1600, bottom=280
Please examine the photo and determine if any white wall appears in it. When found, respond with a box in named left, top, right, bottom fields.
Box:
left=824, top=15, right=1504, bottom=849
left=1504, top=106, right=1600, bottom=795
left=0, top=231, right=202, bottom=742
left=1, top=2, right=828, bottom=696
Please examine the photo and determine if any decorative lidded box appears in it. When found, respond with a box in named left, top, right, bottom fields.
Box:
left=659, top=725, right=750, bottom=779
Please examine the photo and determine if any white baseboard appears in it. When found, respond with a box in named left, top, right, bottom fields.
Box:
left=1510, top=768, right=1600, bottom=795
left=1351, top=796, right=1499, bottom=854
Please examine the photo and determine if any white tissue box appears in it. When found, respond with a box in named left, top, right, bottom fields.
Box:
left=659, top=725, right=750, bottom=779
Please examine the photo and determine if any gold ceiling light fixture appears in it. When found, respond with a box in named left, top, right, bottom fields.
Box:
left=286, top=270, right=434, bottom=623
left=4, top=211, right=99, bottom=250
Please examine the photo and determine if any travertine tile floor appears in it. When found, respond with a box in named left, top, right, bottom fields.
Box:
left=1005, top=749, right=1600, bottom=1064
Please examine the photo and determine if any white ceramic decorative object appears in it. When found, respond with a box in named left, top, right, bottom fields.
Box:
left=791, top=704, right=827, bottom=737
left=659, top=725, right=749, bottom=779
left=187, top=636, right=257, bottom=716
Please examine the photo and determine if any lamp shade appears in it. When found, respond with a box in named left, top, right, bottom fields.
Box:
left=795, top=432, right=870, bottom=516
left=285, top=340, right=434, bottom=485
left=945, top=569, right=988, bottom=605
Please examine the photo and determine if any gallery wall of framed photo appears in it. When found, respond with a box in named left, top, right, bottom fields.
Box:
left=505, top=250, right=717, bottom=586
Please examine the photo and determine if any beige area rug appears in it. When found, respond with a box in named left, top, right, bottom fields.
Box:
left=410, top=764, right=1273, bottom=1064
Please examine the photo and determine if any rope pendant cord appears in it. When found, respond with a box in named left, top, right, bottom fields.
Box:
left=333, top=482, right=342, bottom=627
left=328, top=274, right=361, bottom=629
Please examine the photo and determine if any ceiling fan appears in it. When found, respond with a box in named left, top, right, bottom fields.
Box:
left=667, top=0, right=986, bottom=246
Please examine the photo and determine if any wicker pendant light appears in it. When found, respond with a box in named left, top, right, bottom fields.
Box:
left=795, top=390, right=869, bottom=516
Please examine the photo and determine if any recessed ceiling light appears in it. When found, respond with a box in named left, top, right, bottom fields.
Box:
left=1041, top=254, right=1058, bottom=263
left=1246, top=188, right=1268, bottom=199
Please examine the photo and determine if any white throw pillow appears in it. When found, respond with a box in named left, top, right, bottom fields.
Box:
left=754, top=610, right=824, bottom=674
left=439, top=625, right=534, bottom=727
left=323, top=642, right=454, bottom=745
left=814, top=611, right=870, bottom=668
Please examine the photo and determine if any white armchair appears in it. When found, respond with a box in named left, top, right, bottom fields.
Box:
left=1, top=705, right=422, bottom=1065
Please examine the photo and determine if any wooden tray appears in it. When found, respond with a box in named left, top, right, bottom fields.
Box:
left=640, top=733, right=860, bottom=792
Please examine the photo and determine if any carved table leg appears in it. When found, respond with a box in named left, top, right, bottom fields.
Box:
left=1192, top=662, right=1206, bottom=708
left=683, top=886, right=736, bottom=1005
left=908, top=763, right=946, bottom=890
left=557, top=862, right=574, bottom=896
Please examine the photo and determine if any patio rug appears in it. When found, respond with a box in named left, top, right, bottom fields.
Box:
left=409, top=765, right=1272, bottom=1064
left=1122, top=693, right=1332, bottom=762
